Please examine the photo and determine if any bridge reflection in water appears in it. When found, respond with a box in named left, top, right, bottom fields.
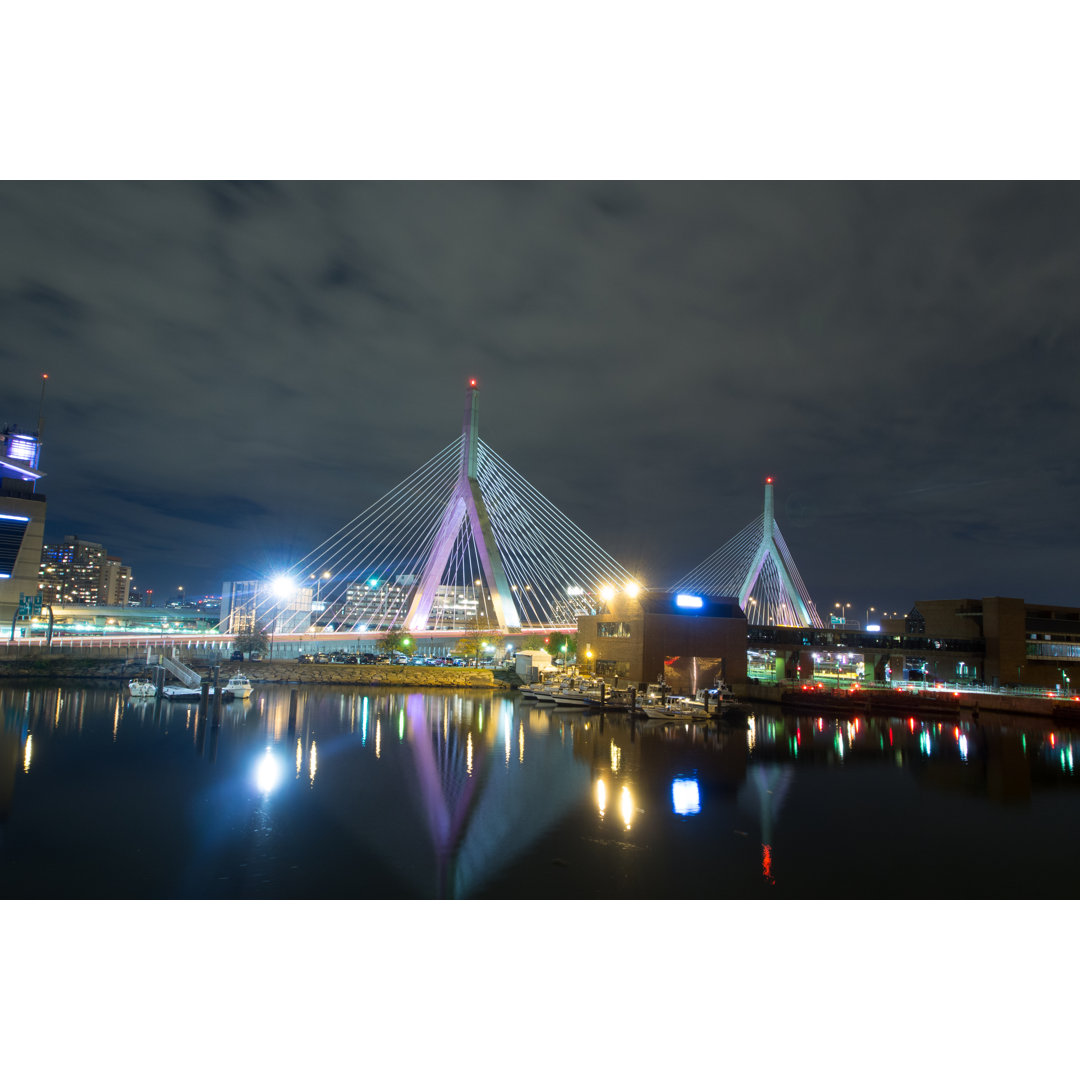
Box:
left=2, top=684, right=1080, bottom=898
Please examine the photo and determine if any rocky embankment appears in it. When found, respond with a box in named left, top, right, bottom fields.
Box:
left=0, top=656, right=498, bottom=688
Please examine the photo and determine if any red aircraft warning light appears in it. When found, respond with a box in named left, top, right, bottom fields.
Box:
left=469, top=378, right=477, bottom=388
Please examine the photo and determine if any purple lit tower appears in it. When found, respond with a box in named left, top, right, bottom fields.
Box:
left=404, top=380, right=520, bottom=633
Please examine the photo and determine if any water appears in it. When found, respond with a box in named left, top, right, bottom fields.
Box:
left=2, top=681, right=1078, bottom=898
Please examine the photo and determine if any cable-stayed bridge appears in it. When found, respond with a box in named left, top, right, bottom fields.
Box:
left=671, top=478, right=823, bottom=629
left=288, top=381, right=637, bottom=634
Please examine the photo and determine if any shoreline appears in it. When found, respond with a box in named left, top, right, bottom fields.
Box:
left=0, top=657, right=499, bottom=689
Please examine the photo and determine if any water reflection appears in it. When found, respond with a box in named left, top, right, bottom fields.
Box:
left=3, top=682, right=1080, bottom=897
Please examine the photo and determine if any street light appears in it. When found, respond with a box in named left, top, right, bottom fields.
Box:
left=310, top=570, right=330, bottom=602
left=834, top=601, right=851, bottom=626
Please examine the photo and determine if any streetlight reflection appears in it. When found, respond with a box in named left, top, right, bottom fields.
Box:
left=256, top=747, right=282, bottom=794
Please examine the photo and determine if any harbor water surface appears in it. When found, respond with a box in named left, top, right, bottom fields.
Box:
left=2, top=681, right=1078, bottom=898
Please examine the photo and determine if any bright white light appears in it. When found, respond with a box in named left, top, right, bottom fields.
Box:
left=675, top=593, right=703, bottom=609
left=600, top=584, right=615, bottom=602
left=596, top=778, right=607, bottom=817
left=866, top=623, right=881, bottom=632
left=566, top=585, right=584, bottom=596
left=256, top=748, right=282, bottom=793
left=671, top=777, right=701, bottom=816
left=270, top=574, right=295, bottom=600
left=625, top=581, right=640, bottom=598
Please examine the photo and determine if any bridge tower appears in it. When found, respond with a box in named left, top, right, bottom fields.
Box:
left=737, top=477, right=814, bottom=625
left=672, top=477, right=822, bottom=628
left=404, top=380, right=520, bottom=632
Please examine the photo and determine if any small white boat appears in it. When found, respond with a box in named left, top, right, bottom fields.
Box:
left=128, top=679, right=157, bottom=697
left=225, top=673, right=253, bottom=699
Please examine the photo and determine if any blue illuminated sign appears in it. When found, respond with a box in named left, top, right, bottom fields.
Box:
left=675, top=593, right=703, bottom=609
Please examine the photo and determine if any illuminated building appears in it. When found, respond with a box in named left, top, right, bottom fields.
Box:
left=38, top=535, right=131, bottom=607
left=0, top=424, right=47, bottom=630
left=577, top=589, right=748, bottom=692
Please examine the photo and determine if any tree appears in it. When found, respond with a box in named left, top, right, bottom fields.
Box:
left=517, top=633, right=545, bottom=651
left=233, top=627, right=269, bottom=659
left=547, top=631, right=577, bottom=664
left=454, top=618, right=504, bottom=666
left=379, top=629, right=415, bottom=658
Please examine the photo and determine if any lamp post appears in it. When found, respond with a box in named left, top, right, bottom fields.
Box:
left=834, top=601, right=851, bottom=626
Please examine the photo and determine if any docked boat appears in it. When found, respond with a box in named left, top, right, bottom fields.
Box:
left=581, top=686, right=637, bottom=711
left=127, top=679, right=157, bottom=697
left=549, top=677, right=606, bottom=707
left=639, top=699, right=710, bottom=724
left=160, top=685, right=234, bottom=702
left=224, top=673, right=253, bottom=699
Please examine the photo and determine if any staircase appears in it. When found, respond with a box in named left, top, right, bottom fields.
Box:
left=157, top=654, right=202, bottom=688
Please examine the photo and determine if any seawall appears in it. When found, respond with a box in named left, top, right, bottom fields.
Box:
left=0, top=657, right=497, bottom=689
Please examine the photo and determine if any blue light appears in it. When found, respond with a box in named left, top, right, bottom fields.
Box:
left=675, top=593, right=703, bottom=609
left=671, top=777, right=701, bottom=815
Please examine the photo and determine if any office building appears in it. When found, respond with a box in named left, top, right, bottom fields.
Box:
left=39, top=536, right=132, bottom=608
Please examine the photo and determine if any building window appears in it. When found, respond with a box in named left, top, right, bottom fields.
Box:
left=597, top=621, right=632, bottom=638
left=596, top=660, right=631, bottom=678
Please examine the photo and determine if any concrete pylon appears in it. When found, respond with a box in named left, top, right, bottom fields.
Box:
left=405, top=381, right=520, bottom=632
left=737, top=477, right=813, bottom=627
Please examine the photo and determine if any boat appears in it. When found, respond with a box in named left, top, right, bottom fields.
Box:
left=581, top=686, right=637, bottom=711
left=639, top=699, right=711, bottom=724
left=160, top=685, right=235, bottom=702
left=549, top=677, right=605, bottom=707
left=224, top=673, right=253, bottom=699
left=127, top=679, right=157, bottom=697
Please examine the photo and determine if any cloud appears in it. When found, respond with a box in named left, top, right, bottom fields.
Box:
left=2, top=182, right=1079, bottom=608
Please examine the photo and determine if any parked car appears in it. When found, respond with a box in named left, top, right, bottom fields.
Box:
left=230, top=651, right=244, bottom=661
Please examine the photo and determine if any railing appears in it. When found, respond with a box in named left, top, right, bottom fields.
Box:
left=157, top=654, right=202, bottom=688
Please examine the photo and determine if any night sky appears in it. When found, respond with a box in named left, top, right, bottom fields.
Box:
left=3, top=181, right=1079, bottom=613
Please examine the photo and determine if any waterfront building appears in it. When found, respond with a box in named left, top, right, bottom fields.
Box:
left=0, top=425, right=47, bottom=630
left=38, top=535, right=132, bottom=607
left=907, top=597, right=1080, bottom=689
left=577, top=589, right=748, bottom=692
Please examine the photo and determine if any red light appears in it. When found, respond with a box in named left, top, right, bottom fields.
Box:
left=766, top=476, right=773, bottom=484
left=469, top=378, right=477, bottom=387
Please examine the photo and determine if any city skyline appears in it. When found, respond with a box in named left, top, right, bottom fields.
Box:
left=3, top=182, right=1079, bottom=612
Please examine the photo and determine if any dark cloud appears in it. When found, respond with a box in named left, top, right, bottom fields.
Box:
left=1, top=181, right=1078, bottom=611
